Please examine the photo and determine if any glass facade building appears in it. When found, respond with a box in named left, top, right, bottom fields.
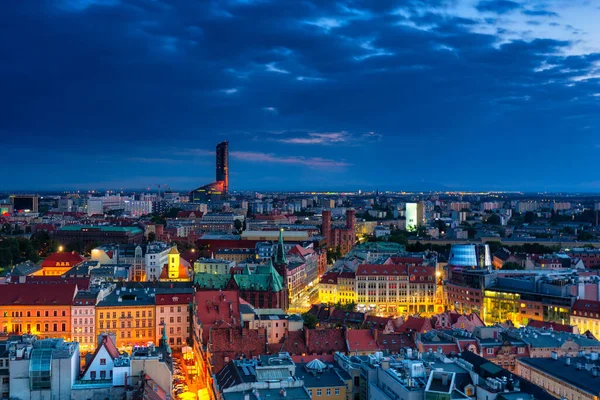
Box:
left=29, top=348, right=53, bottom=390
left=448, top=244, right=492, bottom=269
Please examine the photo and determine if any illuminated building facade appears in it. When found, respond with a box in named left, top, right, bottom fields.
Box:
left=156, top=288, right=193, bottom=350
left=71, top=291, right=99, bottom=353
left=95, top=286, right=155, bottom=349
left=405, top=202, right=425, bottom=232
left=190, top=141, right=229, bottom=202
left=356, top=261, right=437, bottom=315
left=158, top=246, right=192, bottom=282
left=33, top=251, right=86, bottom=276
left=570, top=299, right=600, bottom=339
left=0, top=284, right=76, bottom=339
left=318, top=270, right=356, bottom=305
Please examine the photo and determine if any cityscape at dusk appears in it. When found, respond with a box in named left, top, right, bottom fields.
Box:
left=3, top=1, right=600, bottom=400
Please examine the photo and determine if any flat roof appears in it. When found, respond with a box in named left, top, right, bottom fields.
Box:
left=518, top=357, right=600, bottom=395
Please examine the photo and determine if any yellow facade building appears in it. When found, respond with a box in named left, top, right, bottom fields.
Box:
left=96, top=286, right=156, bottom=349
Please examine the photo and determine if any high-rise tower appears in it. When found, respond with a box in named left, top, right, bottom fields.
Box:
left=216, top=141, right=229, bottom=195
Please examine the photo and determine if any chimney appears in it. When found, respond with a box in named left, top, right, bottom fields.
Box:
left=305, top=327, right=310, bottom=348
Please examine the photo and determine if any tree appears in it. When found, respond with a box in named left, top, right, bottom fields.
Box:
left=486, top=214, right=501, bottom=225
left=501, top=261, right=523, bottom=270
left=301, top=312, right=318, bottom=329
left=66, top=240, right=84, bottom=254
left=147, top=232, right=156, bottom=242
left=166, top=208, right=184, bottom=218
left=524, top=212, right=536, bottom=224
left=234, top=219, right=243, bottom=233
left=485, top=241, right=503, bottom=254
left=326, top=247, right=342, bottom=264
left=334, top=302, right=356, bottom=312
left=561, top=226, right=575, bottom=235
left=577, top=232, right=595, bottom=241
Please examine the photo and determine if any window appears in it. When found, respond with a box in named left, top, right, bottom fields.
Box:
left=100, top=358, right=106, bottom=365
left=53, top=311, right=57, bottom=317
left=326, top=389, right=331, bottom=396
left=44, top=311, right=48, bottom=317
left=53, top=323, right=57, bottom=332
left=100, top=370, right=106, bottom=379
left=486, top=348, right=494, bottom=355
left=62, top=311, right=66, bottom=317
left=317, top=389, right=322, bottom=396
left=90, top=371, right=96, bottom=380
left=100, top=312, right=104, bottom=319
left=62, top=323, right=66, bottom=331
left=335, top=388, right=340, bottom=395
left=518, top=347, right=525, bottom=354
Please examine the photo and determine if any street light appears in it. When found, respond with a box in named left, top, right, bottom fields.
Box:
left=58, top=245, right=64, bottom=252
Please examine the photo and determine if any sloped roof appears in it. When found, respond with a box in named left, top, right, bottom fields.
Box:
left=0, top=283, right=77, bottom=305
left=346, top=330, right=379, bottom=352
left=41, top=252, right=85, bottom=268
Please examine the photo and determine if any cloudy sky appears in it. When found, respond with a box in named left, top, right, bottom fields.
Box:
left=2, top=0, right=600, bottom=192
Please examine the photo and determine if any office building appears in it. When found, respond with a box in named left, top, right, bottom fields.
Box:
left=10, top=194, right=39, bottom=213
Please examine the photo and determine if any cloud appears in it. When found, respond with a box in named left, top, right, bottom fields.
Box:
left=230, top=151, right=351, bottom=168
left=476, top=0, right=521, bottom=14
left=277, top=131, right=382, bottom=145
left=522, top=9, right=559, bottom=17
left=278, top=132, right=349, bottom=145
left=263, top=107, right=278, bottom=113
left=265, top=63, right=290, bottom=74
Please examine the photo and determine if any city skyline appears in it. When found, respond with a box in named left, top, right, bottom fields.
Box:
left=3, top=0, right=600, bottom=191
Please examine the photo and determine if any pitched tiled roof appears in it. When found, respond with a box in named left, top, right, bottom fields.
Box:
left=377, top=333, right=415, bottom=354
left=80, top=334, right=121, bottom=378
left=526, top=320, right=576, bottom=332
left=209, top=328, right=268, bottom=373
left=307, top=329, right=346, bottom=354
left=397, top=316, right=431, bottom=333
left=346, top=330, right=379, bottom=352
left=356, top=264, right=408, bottom=276
left=0, top=283, right=77, bottom=305
left=40, top=252, right=85, bottom=268
left=572, top=299, right=600, bottom=315
left=195, top=290, right=241, bottom=343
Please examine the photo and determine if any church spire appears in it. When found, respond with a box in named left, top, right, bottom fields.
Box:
left=274, top=229, right=287, bottom=265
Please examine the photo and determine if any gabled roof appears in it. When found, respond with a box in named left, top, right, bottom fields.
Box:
left=81, top=334, right=121, bottom=378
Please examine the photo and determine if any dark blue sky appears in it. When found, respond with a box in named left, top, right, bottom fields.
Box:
left=2, top=0, right=600, bottom=192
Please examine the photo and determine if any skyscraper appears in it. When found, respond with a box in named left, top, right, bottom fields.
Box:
left=215, top=141, right=229, bottom=194
left=190, top=141, right=230, bottom=202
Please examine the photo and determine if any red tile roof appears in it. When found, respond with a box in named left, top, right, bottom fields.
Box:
left=288, top=245, right=312, bottom=257
left=41, top=252, right=85, bottom=268
left=386, top=257, right=424, bottom=265
left=9, top=276, right=90, bottom=290
left=195, top=291, right=241, bottom=343
left=209, top=328, right=267, bottom=373
left=0, top=283, right=77, bottom=305
left=377, top=332, right=415, bottom=354
left=156, top=293, right=194, bottom=305
left=572, top=299, right=600, bottom=315
left=356, top=264, right=408, bottom=276
left=397, top=316, right=432, bottom=334
left=526, top=320, right=576, bottom=333
left=346, top=330, right=380, bottom=352
left=307, top=329, right=346, bottom=354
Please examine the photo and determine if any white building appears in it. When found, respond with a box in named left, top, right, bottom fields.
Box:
left=87, top=198, right=104, bottom=216
left=123, top=200, right=153, bottom=217
left=155, top=288, right=194, bottom=350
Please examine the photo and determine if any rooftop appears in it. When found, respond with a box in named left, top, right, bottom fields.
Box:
left=58, top=225, right=143, bottom=234
left=518, top=356, right=600, bottom=396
